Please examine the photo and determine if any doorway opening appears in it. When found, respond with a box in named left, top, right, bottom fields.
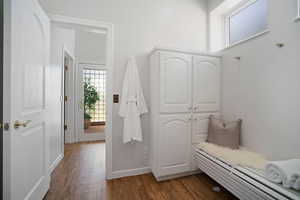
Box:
left=78, top=63, right=107, bottom=141
left=50, top=15, right=114, bottom=180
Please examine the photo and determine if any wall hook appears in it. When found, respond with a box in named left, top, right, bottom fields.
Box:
left=276, top=43, right=285, bottom=48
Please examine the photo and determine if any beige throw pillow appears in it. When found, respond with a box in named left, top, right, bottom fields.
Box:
left=207, top=115, right=242, bottom=149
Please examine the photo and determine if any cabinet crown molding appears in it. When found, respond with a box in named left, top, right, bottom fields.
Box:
left=151, top=46, right=222, bottom=58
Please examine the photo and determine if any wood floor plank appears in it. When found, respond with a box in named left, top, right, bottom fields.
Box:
left=44, top=142, right=238, bottom=200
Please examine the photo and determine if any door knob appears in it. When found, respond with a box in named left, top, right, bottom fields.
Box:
left=14, top=120, right=31, bottom=129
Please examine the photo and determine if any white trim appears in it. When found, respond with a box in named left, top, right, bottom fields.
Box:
left=49, top=154, right=64, bottom=173
left=156, top=170, right=201, bottom=181
left=3, top=1, right=12, bottom=200
left=110, top=167, right=151, bottom=179
left=224, top=14, right=230, bottom=47
left=63, top=45, right=75, bottom=61
left=49, top=14, right=115, bottom=180
left=77, top=62, right=106, bottom=66
left=226, top=0, right=258, bottom=18
left=79, top=63, right=106, bottom=69
left=297, top=0, right=300, bottom=21
left=222, top=29, right=270, bottom=51
left=79, top=137, right=105, bottom=142
left=49, top=14, right=113, bottom=30
left=151, top=46, right=221, bottom=57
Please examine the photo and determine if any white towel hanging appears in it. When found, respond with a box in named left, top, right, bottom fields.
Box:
left=119, top=57, right=148, bottom=143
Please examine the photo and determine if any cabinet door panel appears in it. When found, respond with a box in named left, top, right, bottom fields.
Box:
left=160, top=52, right=192, bottom=113
left=192, top=113, right=220, bottom=144
left=193, top=56, right=220, bottom=112
left=159, top=114, right=191, bottom=176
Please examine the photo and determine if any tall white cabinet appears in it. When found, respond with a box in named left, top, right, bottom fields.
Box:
left=149, top=48, right=221, bottom=180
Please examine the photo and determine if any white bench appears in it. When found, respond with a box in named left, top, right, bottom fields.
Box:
left=195, top=149, right=300, bottom=200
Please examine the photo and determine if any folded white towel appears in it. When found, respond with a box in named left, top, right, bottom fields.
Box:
left=265, top=159, right=300, bottom=190
left=292, top=174, right=300, bottom=190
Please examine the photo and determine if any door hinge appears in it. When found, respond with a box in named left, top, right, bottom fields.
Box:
left=65, top=65, right=68, bottom=71
left=1, top=122, right=10, bottom=131
left=64, top=96, right=68, bottom=102
left=64, top=125, right=67, bottom=130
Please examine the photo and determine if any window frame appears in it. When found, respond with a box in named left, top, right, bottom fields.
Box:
left=296, top=0, right=300, bottom=22
left=224, top=0, right=269, bottom=48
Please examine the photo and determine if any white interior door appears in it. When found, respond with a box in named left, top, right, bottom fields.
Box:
left=5, top=0, right=50, bottom=199
left=63, top=50, right=76, bottom=144
left=193, top=56, right=220, bottom=112
left=160, top=52, right=192, bottom=113
left=77, top=63, right=106, bottom=142
left=158, top=114, right=192, bottom=176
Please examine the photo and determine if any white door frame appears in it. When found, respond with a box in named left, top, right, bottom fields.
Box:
left=50, top=14, right=114, bottom=179
left=76, top=63, right=106, bottom=142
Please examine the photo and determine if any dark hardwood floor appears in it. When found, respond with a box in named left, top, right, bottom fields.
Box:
left=44, top=142, right=238, bottom=200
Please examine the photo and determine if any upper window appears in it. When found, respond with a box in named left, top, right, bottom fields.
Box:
left=226, top=0, right=268, bottom=46
left=297, top=0, right=300, bottom=20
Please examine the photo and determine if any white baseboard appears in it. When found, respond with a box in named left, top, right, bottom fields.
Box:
left=48, top=154, right=63, bottom=173
left=155, top=170, right=202, bottom=181
left=110, top=167, right=151, bottom=179
left=79, top=138, right=105, bottom=142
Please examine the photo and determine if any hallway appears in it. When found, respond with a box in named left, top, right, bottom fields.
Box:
left=45, top=142, right=106, bottom=199
left=44, top=142, right=237, bottom=200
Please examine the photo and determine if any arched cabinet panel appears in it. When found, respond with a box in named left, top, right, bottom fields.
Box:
left=158, top=115, right=192, bottom=176
left=160, top=52, right=192, bottom=113
left=193, top=56, right=220, bottom=112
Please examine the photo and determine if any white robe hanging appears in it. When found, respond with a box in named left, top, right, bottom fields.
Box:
left=119, top=57, right=148, bottom=143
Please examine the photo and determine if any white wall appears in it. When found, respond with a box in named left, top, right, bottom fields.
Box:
left=76, top=31, right=106, bottom=64
left=48, top=24, right=75, bottom=170
left=40, top=0, right=208, bottom=172
left=208, top=0, right=224, bottom=12
left=210, top=0, right=300, bottom=160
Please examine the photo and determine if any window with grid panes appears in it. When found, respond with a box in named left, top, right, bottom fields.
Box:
left=84, top=69, right=106, bottom=122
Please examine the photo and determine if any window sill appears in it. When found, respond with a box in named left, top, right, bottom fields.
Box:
left=222, top=29, right=270, bottom=51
